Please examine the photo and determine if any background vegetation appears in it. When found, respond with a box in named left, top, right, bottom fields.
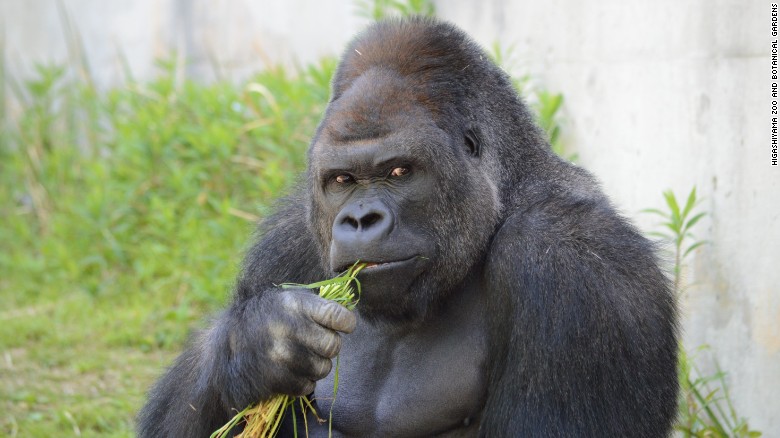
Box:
left=0, top=52, right=338, bottom=435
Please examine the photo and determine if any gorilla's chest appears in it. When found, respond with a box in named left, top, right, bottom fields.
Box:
left=311, top=287, right=489, bottom=437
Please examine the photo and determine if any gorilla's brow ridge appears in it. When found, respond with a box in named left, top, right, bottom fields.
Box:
left=327, top=124, right=392, bottom=144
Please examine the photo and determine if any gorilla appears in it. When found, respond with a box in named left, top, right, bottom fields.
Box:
left=139, top=17, right=678, bottom=437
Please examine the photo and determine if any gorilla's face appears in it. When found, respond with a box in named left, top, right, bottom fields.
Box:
left=308, top=70, right=501, bottom=322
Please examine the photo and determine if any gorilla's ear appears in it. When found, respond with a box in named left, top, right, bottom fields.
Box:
left=464, top=128, right=481, bottom=158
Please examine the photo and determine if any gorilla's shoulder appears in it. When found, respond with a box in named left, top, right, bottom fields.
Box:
left=493, top=177, right=647, bottom=260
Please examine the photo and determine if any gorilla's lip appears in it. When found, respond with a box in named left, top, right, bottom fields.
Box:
left=335, top=256, right=419, bottom=274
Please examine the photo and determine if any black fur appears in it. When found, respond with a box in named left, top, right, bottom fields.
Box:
left=139, top=17, right=678, bottom=437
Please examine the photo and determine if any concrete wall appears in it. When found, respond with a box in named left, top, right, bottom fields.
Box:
left=2, top=0, right=777, bottom=431
left=0, top=0, right=368, bottom=87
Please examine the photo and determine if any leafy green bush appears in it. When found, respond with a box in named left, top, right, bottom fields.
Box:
left=3, top=57, right=335, bottom=301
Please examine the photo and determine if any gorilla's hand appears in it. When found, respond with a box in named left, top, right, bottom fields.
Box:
left=219, top=288, right=356, bottom=409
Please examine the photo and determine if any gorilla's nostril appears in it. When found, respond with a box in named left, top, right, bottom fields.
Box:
left=360, top=212, right=382, bottom=229
left=334, top=202, right=392, bottom=237
left=343, top=216, right=359, bottom=230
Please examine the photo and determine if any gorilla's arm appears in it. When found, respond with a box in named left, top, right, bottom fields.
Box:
left=137, top=194, right=331, bottom=437
left=480, top=196, right=678, bottom=437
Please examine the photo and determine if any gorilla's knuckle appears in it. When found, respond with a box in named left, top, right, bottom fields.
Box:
left=279, top=292, right=301, bottom=313
left=317, top=303, right=355, bottom=333
left=311, top=357, right=333, bottom=380
left=297, top=380, right=316, bottom=397
left=320, top=333, right=341, bottom=358
left=268, top=340, right=292, bottom=364
left=341, top=311, right=357, bottom=333
left=267, top=321, right=292, bottom=341
left=320, top=302, right=341, bottom=326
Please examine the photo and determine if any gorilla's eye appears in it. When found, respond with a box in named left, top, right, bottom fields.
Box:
left=390, top=167, right=409, bottom=177
left=335, top=174, right=353, bottom=184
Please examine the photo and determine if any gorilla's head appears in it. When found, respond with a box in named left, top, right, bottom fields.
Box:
left=304, top=18, right=533, bottom=322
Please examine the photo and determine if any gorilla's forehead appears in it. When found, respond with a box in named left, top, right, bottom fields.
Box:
left=310, top=67, right=456, bottom=175
left=321, top=67, right=437, bottom=145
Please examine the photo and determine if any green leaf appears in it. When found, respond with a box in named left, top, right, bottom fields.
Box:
left=663, top=190, right=681, bottom=228
left=682, top=186, right=698, bottom=220
left=641, top=208, right=669, bottom=218
left=537, top=92, right=563, bottom=125
left=648, top=231, right=673, bottom=240
left=663, top=222, right=681, bottom=235
left=548, top=125, right=560, bottom=145
left=683, top=212, right=707, bottom=233
left=683, top=241, right=708, bottom=259
left=281, top=275, right=351, bottom=290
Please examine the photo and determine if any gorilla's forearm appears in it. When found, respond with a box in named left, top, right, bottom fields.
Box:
left=136, top=317, right=234, bottom=437
left=138, top=202, right=336, bottom=437
left=137, top=298, right=297, bottom=437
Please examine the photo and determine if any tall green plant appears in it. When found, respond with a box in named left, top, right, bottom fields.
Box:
left=644, top=188, right=760, bottom=437
left=643, top=187, right=707, bottom=294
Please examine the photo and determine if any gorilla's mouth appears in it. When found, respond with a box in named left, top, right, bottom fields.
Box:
left=335, top=257, right=419, bottom=274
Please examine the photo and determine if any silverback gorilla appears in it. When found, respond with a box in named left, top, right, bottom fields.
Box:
left=139, top=17, right=678, bottom=437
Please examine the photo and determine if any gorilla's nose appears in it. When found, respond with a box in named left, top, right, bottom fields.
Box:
left=333, top=200, right=393, bottom=245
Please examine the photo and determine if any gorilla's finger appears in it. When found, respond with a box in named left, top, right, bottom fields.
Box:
left=286, top=378, right=316, bottom=398
left=309, top=355, right=333, bottom=380
left=287, top=342, right=333, bottom=381
left=300, top=325, right=342, bottom=359
left=298, top=293, right=357, bottom=333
